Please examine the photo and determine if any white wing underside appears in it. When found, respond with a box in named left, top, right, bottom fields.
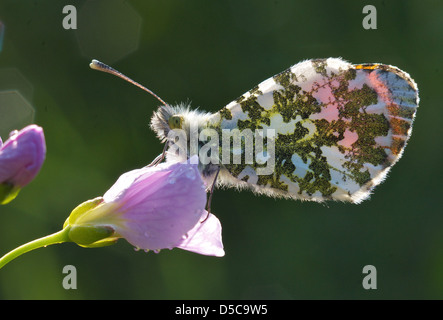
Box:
left=212, top=58, right=418, bottom=203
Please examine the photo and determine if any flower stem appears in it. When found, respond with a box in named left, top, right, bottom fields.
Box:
left=0, top=228, right=71, bottom=270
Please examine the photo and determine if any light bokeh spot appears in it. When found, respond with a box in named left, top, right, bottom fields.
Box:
left=0, top=68, right=35, bottom=138
left=0, top=68, right=34, bottom=101
left=0, top=21, right=4, bottom=53
left=75, top=0, right=142, bottom=64
left=0, top=91, right=35, bottom=139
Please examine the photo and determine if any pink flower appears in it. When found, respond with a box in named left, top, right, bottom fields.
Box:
left=65, top=158, right=224, bottom=257
left=0, top=125, right=46, bottom=204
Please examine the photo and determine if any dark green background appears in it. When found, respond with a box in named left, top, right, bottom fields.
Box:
left=0, top=0, right=442, bottom=299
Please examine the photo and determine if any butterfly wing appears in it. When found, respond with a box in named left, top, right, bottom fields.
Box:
left=214, top=58, right=419, bottom=203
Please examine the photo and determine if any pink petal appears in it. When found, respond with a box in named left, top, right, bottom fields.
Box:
left=111, top=160, right=208, bottom=251
left=176, top=212, right=225, bottom=257
left=103, top=167, right=168, bottom=203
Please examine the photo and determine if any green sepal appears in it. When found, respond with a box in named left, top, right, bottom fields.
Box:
left=68, top=225, right=115, bottom=246
left=0, top=183, right=21, bottom=205
left=77, top=238, right=119, bottom=248
left=64, top=197, right=104, bottom=228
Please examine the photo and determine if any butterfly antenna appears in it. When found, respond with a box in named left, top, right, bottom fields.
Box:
left=89, top=59, right=168, bottom=107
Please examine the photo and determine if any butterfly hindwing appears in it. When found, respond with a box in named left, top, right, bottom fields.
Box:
left=215, top=58, right=419, bottom=203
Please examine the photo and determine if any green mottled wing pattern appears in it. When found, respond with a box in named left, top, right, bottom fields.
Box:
left=213, top=58, right=419, bottom=203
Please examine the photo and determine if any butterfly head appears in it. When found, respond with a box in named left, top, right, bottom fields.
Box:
left=150, top=104, right=214, bottom=142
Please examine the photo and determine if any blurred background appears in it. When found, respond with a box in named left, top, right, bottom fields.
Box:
left=0, top=0, right=442, bottom=299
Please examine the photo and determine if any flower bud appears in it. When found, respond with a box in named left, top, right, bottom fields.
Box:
left=0, top=125, right=46, bottom=204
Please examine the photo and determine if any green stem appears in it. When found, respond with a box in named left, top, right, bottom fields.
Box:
left=0, top=227, right=71, bottom=270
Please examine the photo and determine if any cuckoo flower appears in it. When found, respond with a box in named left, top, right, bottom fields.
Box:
left=65, top=157, right=225, bottom=256
left=0, top=157, right=224, bottom=269
left=0, top=125, right=46, bottom=204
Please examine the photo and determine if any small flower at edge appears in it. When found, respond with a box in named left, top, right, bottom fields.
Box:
left=0, top=125, right=46, bottom=205
left=64, top=158, right=224, bottom=257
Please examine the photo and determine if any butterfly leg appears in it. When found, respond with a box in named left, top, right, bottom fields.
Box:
left=202, top=166, right=220, bottom=222
left=146, top=142, right=168, bottom=167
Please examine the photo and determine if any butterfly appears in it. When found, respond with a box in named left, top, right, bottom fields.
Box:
left=91, top=57, right=419, bottom=204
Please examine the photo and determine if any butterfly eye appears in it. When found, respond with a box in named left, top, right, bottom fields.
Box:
left=168, top=115, right=183, bottom=129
